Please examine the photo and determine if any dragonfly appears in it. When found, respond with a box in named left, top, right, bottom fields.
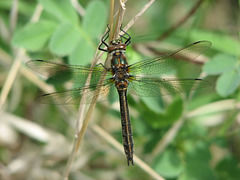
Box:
left=26, top=27, right=211, bottom=166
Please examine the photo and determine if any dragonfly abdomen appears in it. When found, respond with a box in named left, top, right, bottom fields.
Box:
left=118, top=89, right=134, bottom=166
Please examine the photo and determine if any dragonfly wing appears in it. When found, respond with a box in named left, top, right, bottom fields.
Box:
left=128, top=76, right=210, bottom=97
left=129, top=41, right=211, bottom=76
left=26, top=60, right=112, bottom=85
left=37, top=80, right=117, bottom=105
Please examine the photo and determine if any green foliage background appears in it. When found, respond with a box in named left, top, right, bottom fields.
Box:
left=0, top=0, right=240, bottom=180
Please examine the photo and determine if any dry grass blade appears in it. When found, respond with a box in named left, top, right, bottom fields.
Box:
left=0, top=4, right=43, bottom=110
left=64, top=1, right=117, bottom=179
left=108, top=0, right=115, bottom=41
left=70, top=0, right=85, bottom=16
left=0, top=48, right=25, bottom=109
left=123, top=0, right=155, bottom=32
left=158, top=0, right=205, bottom=41
left=187, top=99, right=240, bottom=118
left=9, top=0, right=18, bottom=35
left=113, top=0, right=126, bottom=40
left=1, top=112, right=50, bottom=143
left=152, top=117, right=185, bottom=157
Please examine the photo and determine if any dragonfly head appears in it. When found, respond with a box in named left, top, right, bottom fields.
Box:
left=110, top=39, right=122, bottom=45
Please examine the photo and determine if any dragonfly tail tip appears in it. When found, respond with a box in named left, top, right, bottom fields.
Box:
left=127, top=159, right=134, bottom=166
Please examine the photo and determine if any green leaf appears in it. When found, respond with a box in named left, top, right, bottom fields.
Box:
left=237, top=62, right=240, bottom=74
left=165, top=96, right=183, bottom=121
left=83, top=1, right=107, bottom=38
left=39, top=0, right=79, bottom=24
left=144, top=96, right=183, bottom=128
left=153, top=149, right=183, bottom=178
left=189, top=30, right=240, bottom=56
left=216, top=70, right=240, bottom=97
left=216, top=157, right=240, bottom=180
left=0, top=1, right=35, bottom=16
left=140, top=97, right=164, bottom=113
left=12, top=20, right=57, bottom=51
left=203, top=54, right=237, bottom=75
left=179, top=142, right=216, bottom=180
left=49, top=23, right=81, bottom=56
left=69, top=38, right=95, bottom=65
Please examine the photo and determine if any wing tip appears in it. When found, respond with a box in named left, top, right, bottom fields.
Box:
left=194, top=40, right=212, bottom=47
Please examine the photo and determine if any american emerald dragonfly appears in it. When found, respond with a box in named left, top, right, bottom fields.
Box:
left=26, top=28, right=211, bottom=166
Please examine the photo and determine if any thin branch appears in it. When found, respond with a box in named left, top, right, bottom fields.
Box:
left=123, top=0, right=155, bottom=32
left=113, top=0, right=126, bottom=40
left=187, top=99, right=240, bottom=118
left=30, top=4, right=43, bottom=23
left=70, top=0, right=85, bottom=16
left=0, top=16, right=10, bottom=43
left=0, top=49, right=25, bottom=110
left=109, top=0, right=115, bottom=41
left=158, top=0, right=205, bottom=41
left=152, top=116, right=185, bottom=156
left=9, top=0, right=18, bottom=35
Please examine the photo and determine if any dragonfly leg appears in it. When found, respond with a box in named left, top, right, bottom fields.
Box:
left=98, top=25, right=110, bottom=52
left=120, top=27, right=131, bottom=46
left=99, top=63, right=109, bottom=71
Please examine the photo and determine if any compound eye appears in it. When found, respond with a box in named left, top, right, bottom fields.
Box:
left=111, top=39, right=122, bottom=45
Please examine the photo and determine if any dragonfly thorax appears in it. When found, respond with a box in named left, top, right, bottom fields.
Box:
left=112, top=65, right=130, bottom=90
left=110, top=44, right=128, bottom=69
left=110, top=41, right=129, bottom=91
left=113, top=66, right=129, bottom=79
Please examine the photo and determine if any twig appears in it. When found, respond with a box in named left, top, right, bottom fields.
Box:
left=158, top=0, right=204, bottom=41
left=0, top=49, right=25, bottom=110
left=30, top=4, right=43, bottom=23
left=0, top=16, right=11, bottom=44
left=9, top=0, right=18, bottom=36
left=123, top=0, right=155, bottom=32
left=70, top=0, right=85, bottom=16
left=187, top=99, right=240, bottom=118
left=108, top=0, right=115, bottom=42
left=152, top=116, right=185, bottom=156
left=113, top=0, right=126, bottom=40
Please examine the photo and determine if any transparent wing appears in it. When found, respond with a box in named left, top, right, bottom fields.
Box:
left=37, top=80, right=118, bottom=104
left=128, top=76, right=210, bottom=97
left=128, top=41, right=211, bottom=76
left=26, top=60, right=112, bottom=85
